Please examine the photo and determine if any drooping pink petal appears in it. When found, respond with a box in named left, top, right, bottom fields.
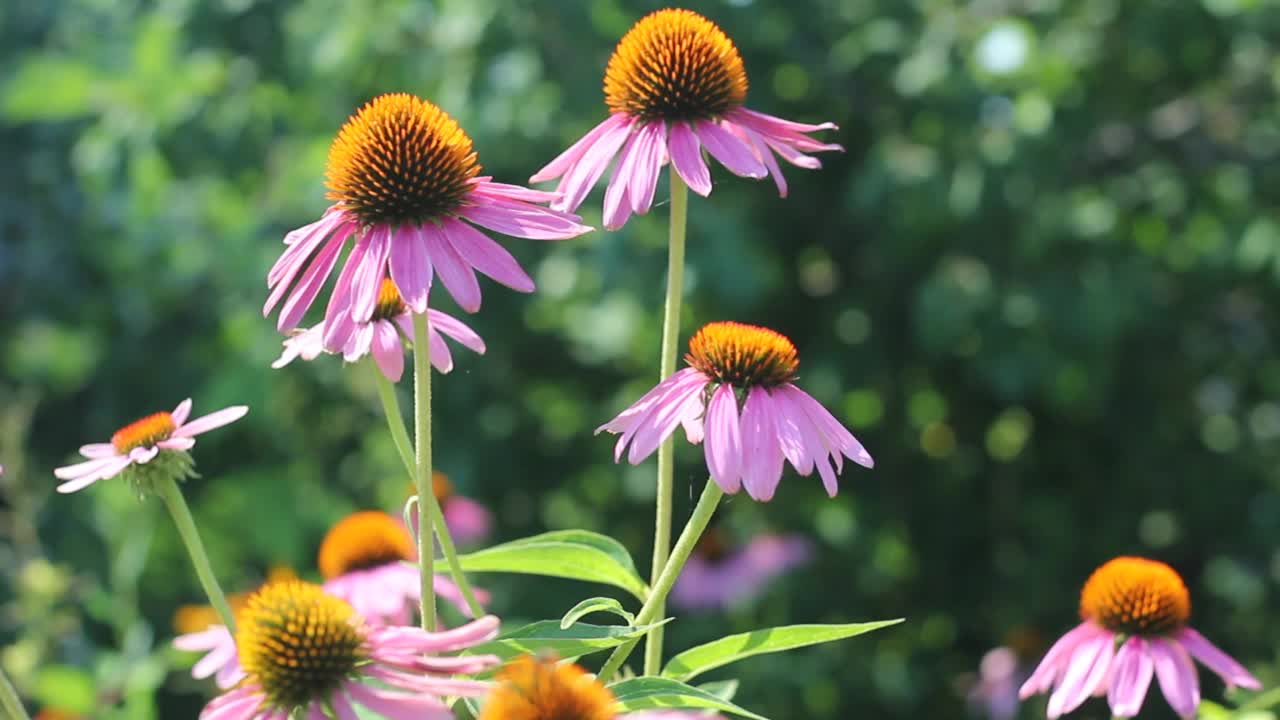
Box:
left=79, top=443, right=118, bottom=459
left=329, top=691, right=361, bottom=720
left=626, top=380, right=707, bottom=464
left=695, top=120, right=767, bottom=179
left=344, top=681, right=452, bottom=720
left=550, top=114, right=636, bottom=212
left=603, top=126, right=646, bottom=230
left=726, top=108, right=843, bottom=152
left=1108, top=637, right=1155, bottom=717
left=305, top=706, right=326, bottom=720
left=369, top=615, right=500, bottom=653
left=596, top=368, right=708, bottom=436
left=171, top=398, right=194, bottom=426
left=199, top=685, right=263, bottom=720
left=780, top=385, right=874, bottom=468
left=460, top=198, right=592, bottom=241
left=1046, top=631, right=1116, bottom=719
left=389, top=223, right=433, bottom=314
left=1020, top=623, right=1105, bottom=699
left=422, top=223, right=482, bottom=312
left=371, top=320, right=405, bottom=382
left=739, top=387, right=785, bottom=501
left=156, top=437, right=196, bottom=451
left=426, top=309, right=486, bottom=355
left=470, top=178, right=562, bottom=204
left=321, top=228, right=368, bottom=346
left=274, top=222, right=351, bottom=332
left=1174, top=627, right=1261, bottom=690
left=272, top=325, right=327, bottom=369
left=667, top=121, right=712, bottom=196
left=129, top=446, right=159, bottom=464
left=440, top=218, right=535, bottom=293
left=1150, top=638, right=1200, bottom=718
left=427, top=326, right=455, bottom=374
left=737, top=124, right=789, bottom=197
left=627, top=121, right=667, bottom=215
left=704, top=383, right=742, bottom=494
left=264, top=210, right=348, bottom=312
left=350, top=226, right=393, bottom=323
left=172, top=406, right=249, bottom=439
left=54, top=455, right=124, bottom=480
left=531, top=115, right=631, bottom=183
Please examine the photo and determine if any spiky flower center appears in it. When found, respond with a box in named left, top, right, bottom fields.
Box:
left=604, top=8, right=748, bottom=121
left=372, top=277, right=409, bottom=322
left=237, top=581, right=365, bottom=709
left=111, top=412, right=175, bottom=453
left=478, top=655, right=616, bottom=720
left=318, top=511, right=414, bottom=579
left=326, top=93, right=480, bottom=226
left=1079, top=557, right=1191, bottom=636
left=685, top=321, right=799, bottom=388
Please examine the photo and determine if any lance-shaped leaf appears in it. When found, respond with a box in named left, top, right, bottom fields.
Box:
left=454, top=530, right=649, bottom=599
left=464, top=620, right=666, bottom=663
left=610, top=676, right=769, bottom=720
left=561, top=596, right=636, bottom=629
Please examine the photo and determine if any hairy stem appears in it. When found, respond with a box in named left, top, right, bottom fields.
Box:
left=411, top=312, right=437, bottom=631
left=155, top=477, right=236, bottom=634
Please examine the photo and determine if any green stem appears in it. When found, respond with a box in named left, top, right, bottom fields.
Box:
left=411, top=312, right=438, bottom=632
left=0, top=666, right=31, bottom=720
left=155, top=477, right=236, bottom=634
left=372, top=363, right=485, bottom=618
left=598, top=479, right=722, bottom=684
left=645, top=170, right=689, bottom=675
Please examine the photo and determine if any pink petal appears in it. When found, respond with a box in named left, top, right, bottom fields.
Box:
left=1108, top=637, right=1155, bottom=717
left=53, top=455, right=123, bottom=480
left=172, top=406, right=249, bottom=438
left=199, top=686, right=262, bottom=720
left=704, top=383, right=743, bottom=494
left=780, top=385, right=873, bottom=468
left=440, top=218, right=535, bottom=293
left=371, top=320, right=405, bottom=382
left=730, top=107, right=839, bottom=134
left=343, top=322, right=375, bottom=363
left=157, top=437, right=196, bottom=451
left=129, top=446, right=159, bottom=464
left=1046, top=632, right=1116, bottom=719
left=330, top=691, right=361, bottom=720
left=460, top=198, right=592, bottom=240
left=78, top=443, right=118, bottom=459
left=1150, top=638, right=1200, bottom=718
left=427, top=308, right=486, bottom=354
left=668, top=121, right=712, bottom=196
left=739, top=387, right=785, bottom=501
left=1020, top=623, right=1105, bottom=699
left=531, top=115, right=629, bottom=183
left=470, top=178, right=562, bottom=204
left=695, top=120, right=767, bottom=178
left=171, top=398, right=193, bottom=426
left=321, top=226, right=368, bottom=342
left=388, top=223, right=433, bottom=314
left=1175, top=627, right=1261, bottom=690
left=624, top=375, right=708, bottom=464
left=551, top=114, right=635, bottom=212
left=426, top=326, right=455, bottom=374
left=627, top=121, right=666, bottom=215
left=274, top=223, right=350, bottom=332
left=727, top=108, right=843, bottom=153
left=422, top=223, right=482, bottom=313
left=603, top=125, right=645, bottom=229
left=738, top=125, right=789, bottom=197
left=350, top=225, right=392, bottom=323
left=264, top=211, right=347, bottom=311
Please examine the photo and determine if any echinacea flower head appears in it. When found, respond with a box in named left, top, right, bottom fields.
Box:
left=598, top=321, right=872, bottom=501
left=1019, top=556, right=1262, bottom=719
left=433, top=471, right=493, bottom=547
left=478, top=654, right=728, bottom=720
left=319, top=510, right=487, bottom=624
left=265, top=93, right=591, bottom=333
left=172, top=567, right=297, bottom=689
left=273, top=277, right=485, bottom=381
left=670, top=530, right=811, bottom=611
left=53, top=398, right=247, bottom=495
left=531, top=7, right=843, bottom=229
left=202, top=580, right=499, bottom=720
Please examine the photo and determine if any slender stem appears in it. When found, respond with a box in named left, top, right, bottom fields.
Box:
left=0, top=666, right=31, bottom=720
left=599, top=479, right=722, bottom=684
left=372, top=364, right=485, bottom=618
left=645, top=171, right=689, bottom=675
left=411, top=312, right=438, bottom=631
left=155, top=477, right=236, bottom=634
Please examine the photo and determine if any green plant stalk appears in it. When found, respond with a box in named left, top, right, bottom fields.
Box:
left=372, top=364, right=485, bottom=618
left=155, top=476, right=236, bottom=634
left=599, top=479, right=722, bottom=684
left=411, top=312, right=438, bottom=631
left=645, top=171, right=689, bottom=675
left=0, top=666, right=31, bottom=720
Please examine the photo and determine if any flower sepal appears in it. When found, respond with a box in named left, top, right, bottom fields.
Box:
left=121, top=448, right=197, bottom=500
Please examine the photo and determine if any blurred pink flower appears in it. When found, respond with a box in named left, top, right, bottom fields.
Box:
left=598, top=321, right=872, bottom=501
left=1020, top=557, right=1260, bottom=718
left=967, top=647, right=1024, bottom=720
left=531, top=8, right=841, bottom=229
left=53, top=398, right=247, bottom=493
left=671, top=532, right=812, bottom=611
left=264, top=93, right=589, bottom=335
left=174, top=625, right=243, bottom=689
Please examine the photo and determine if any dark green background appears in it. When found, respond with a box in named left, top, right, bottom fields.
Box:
left=2, top=0, right=1279, bottom=718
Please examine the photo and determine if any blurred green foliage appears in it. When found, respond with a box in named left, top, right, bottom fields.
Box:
left=2, top=0, right=1280, bottom=718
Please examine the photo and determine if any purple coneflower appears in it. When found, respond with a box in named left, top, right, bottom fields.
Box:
left=671, top=531, right=811, bottom=611
left=200, top=580, right=498, bottom=720
left=319, top=510, right=488, bottom=626
left=1019, top=556, right=1261, bottom=718
left=530, top=8, right=842, bottom=229
left=273, top=278, right=484, bottom=381
left=53, top=398, right=247, bottom=493
left=265, top=92, right=591, bottom=333
left=598, top=321, right=872, bottom=501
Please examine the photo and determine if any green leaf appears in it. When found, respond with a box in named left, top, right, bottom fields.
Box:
left=560, top=596, right=635, bottom=629
left=454, top=530, right=649, bottom=599
left=698, top=679, right=740, bottom=703
left=463, top=620, right=662, bottom=663
left=610, top=676, right=769, bottom=720
left=662, top=619, right=904, bottom=682
left=3, top=56, right=97, bottom=120
left=33, top=664, right=96, bottom=714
